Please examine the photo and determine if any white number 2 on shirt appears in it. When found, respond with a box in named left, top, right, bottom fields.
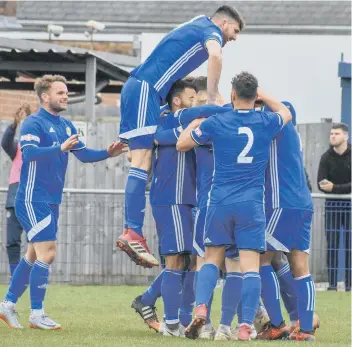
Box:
left=237, top=127, right=254, bottom=163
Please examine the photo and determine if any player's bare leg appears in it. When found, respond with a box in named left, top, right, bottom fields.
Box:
left=116, top=148, right=159, bottom=268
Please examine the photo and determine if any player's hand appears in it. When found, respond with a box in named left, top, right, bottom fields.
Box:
left=319, top=179, right=334, bottom=192
left=256, top=87, right=264, bottom=101
left=13, top=108, right=24, bottom=126
left=107, top=141, right=128, bottom=157
left=207, top=95, right=217, bottom=105
left=14, top=104, right=31, bottom=126
left=61, top=134, right=80, bottom=152
left=13, top=112, right=21, bottom=127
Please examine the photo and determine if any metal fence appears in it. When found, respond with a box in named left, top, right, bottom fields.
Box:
left=0, top=189, right=351, bottom=288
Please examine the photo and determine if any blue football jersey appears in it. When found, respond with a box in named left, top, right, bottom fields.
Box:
left=191, top=109, right=284, bottom=205
left=150, top=112, right=196, bottom=206
left=16, top=108, right=85, bottom=204
left=193, top=105, right=232, bottom=208
left=160, top=103, right=170, bottom=114
left=194, top=145, right=213, bottom=208
left=131, top=15, right=223, bottom=100
left=264, top=103, right=313, bottom=210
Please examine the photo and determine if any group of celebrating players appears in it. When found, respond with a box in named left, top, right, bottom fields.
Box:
left=116, top=5, right=319, bottom=342
left=0, top=4, right=318, bottom=342
left=128, top=74, right=319, bottom=342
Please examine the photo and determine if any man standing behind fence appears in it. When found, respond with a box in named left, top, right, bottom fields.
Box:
left=0, top=74, right=127, bottom=330
left=1, top=104, right=31, bottom=277
left=318, top=123, right=351, bottom=291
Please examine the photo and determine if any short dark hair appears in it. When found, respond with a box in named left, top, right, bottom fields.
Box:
left=231, top=72, right=258, bottom=101
left=193, top=76, right=207, bottom=92
left=183, top=76, right=196, bottom=84
left=332, top=123, right=349, bottom=133
left=166, top=79, right=196, bottom=108
left=213, top=5, right=245, bottom=31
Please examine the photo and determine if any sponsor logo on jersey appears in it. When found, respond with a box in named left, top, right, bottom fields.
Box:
left=195, top=127, right=202, bottom=137
left=20, top=134, right=40, bottom=143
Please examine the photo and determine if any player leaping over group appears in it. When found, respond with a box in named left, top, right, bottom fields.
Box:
left=116, top=5, right=244, bottom=268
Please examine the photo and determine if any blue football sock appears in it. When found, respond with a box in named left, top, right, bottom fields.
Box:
left=194, top=270, right=212, bottom=324
left=5, top=257, right=33, bottom=303
left=180, top=271, right=195, bottom=327
left=161, top=270, right=183, bottom=324
left=141, top=270, right=164, bottom=306
left=294, top=274, right=316, bottom=332
left=220, top=272, right=242, bottom=326
left=194, top=270, right=198, bottom=292
left=195, top=263, right=219, bottom=308
left=30, top=260, right=50, bottom=310
left=276, top=263, right=298, bottom=322
left=206, top=293, right=213, bottom=324
left=260, top=265, right=284, bottom=327
left=125, top=167, right=148, bottom=236
left=9, top=263, right=18, bottom=277
left=242, top=272, right=261, bottom=325
left=237, top=300, right=243, bottom=324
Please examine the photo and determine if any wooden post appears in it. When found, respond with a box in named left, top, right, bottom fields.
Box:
left=85, top=56, right=96, bottom=123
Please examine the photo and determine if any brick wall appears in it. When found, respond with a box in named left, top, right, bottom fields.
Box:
left=0, top=1, right=16, bottom=16
left=0, top=90, right=38, bottom=120
left=0, top=90, right=120, bottom=120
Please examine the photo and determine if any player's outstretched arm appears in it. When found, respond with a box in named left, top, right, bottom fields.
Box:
left=154, top=127, right=182, bottom=146
left=176, top=118, right=204, bottom=152
left=257, top=88, right=292, bottom=125
left=73, top=141, right=128, bottom=163
left=21, top=134, right=80, bottom=162
left=205, top=40, right=222, bottom=105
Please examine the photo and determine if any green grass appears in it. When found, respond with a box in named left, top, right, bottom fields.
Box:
left=0, top=285, right=350, bottom=347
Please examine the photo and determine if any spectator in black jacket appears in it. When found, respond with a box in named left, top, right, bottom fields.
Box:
left=1, top=104, right=31, bottom=277
left=318, top=123, right=351, bottom=291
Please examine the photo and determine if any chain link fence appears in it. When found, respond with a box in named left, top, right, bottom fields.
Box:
left=0, top=189, right=351, bottom=288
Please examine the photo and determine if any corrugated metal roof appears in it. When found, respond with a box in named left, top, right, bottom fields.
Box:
left=16, top=1, right=351, bottom=34
left=0, top=37, right=136, bottom=82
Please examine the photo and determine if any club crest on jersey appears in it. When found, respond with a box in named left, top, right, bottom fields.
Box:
left=195, top=127, right=202, bottom=137
left=66, top=127, right=72, bottom=136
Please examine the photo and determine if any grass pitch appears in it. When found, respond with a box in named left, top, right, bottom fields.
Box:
left=0, top=284, right=350, bottom=347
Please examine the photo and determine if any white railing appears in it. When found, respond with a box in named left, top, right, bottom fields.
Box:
left=0, top=187, right=350, bottom=199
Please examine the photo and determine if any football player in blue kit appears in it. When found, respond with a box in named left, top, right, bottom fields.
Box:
left=177, top=72, right=292, bottom=341
left=116, top=6, right=245, bottom=268
left=0, top=75, right=127, bottom=330
left=257, top=101, right=318, bottom=342
left=190, top=77, right=245, bottom=341
left=131, top=79, right=233, bottom=336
